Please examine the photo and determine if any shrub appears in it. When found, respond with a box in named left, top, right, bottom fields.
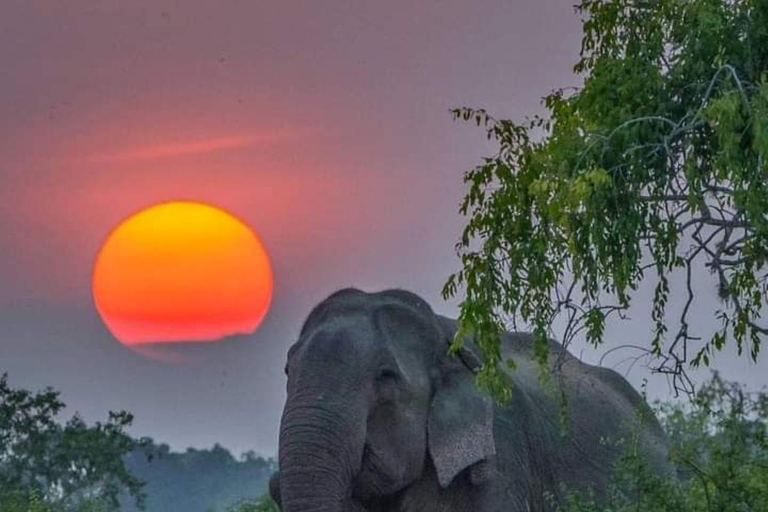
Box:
left=558, top=373, right=768, bottom=512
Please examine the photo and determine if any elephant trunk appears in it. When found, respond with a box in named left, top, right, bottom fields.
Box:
left=278, top=394, right=366, bottom=512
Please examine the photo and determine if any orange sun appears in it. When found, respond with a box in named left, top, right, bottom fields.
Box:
left=92, top=201, right=273, bottom=345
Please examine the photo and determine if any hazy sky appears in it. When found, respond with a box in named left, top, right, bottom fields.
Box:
left=1, top=1, right=765, bottom=458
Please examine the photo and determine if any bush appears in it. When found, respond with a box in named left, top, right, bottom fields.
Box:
left=219, top=493, right=279, bottom=512
left=558, top=373, right=768, bottom=512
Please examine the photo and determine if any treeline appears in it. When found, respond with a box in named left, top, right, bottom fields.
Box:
left=0, top=372, right=275, bottom=512
left=120, top=442, right=275, bottom=512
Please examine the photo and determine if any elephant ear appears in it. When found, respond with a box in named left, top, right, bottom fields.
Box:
left=428, top=318, right=496, bottom=488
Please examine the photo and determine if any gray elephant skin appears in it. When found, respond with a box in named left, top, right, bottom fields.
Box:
left=269, top=288, right=670, bottom=512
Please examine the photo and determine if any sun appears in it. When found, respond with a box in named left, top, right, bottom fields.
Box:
left=92, top=201, right=273, bottom=345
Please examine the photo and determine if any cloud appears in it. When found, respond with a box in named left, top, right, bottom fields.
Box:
left=86, top=134, right=285, bottom=162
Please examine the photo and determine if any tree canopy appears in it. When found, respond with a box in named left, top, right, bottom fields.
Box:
left=443, top=0, right=768, bottom=402
left=0, top=373, right=145, bottom=512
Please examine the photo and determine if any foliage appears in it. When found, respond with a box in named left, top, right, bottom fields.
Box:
left=0, top=374, right=276, bottom=512
left=0, top=373, right=145, bottom=512
left=557, top=373, right=768, bottom=512
left=443, top=0, right=768, bottom=401
left=217, top=493, right=279, bottom=512
left=0, top=488, right=112, bottom=512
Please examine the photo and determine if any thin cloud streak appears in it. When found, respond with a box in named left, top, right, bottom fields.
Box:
left=86, top=134, right=288, bottom=163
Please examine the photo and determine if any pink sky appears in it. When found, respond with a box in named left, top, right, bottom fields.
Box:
left=2, top=1, right=761, bottom=458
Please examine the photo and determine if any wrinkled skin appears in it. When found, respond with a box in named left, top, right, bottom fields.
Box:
left=270, top=288, right=671, bottom=512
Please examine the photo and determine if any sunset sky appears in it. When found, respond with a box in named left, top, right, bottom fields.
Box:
left=1, top=1, right=765, bottom=458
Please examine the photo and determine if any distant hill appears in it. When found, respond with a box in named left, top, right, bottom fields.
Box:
left=121, top=441, right=276, bottom=512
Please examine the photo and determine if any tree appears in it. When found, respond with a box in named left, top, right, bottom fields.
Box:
left=0, top=373, right=146, bottom=511
left=443, top=0, right=768, bottom=402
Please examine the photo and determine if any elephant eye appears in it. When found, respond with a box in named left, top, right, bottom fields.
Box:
left=376, top=367, right=399, bottom=382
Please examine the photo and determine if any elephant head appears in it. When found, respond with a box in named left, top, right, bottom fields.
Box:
left=272, top=288, right=496, bottom=512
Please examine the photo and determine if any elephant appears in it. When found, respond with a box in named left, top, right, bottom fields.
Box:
left=269, top=288, right=671, bottom=512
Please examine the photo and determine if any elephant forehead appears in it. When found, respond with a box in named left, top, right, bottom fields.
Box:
left=297, top=319, right=377, bottom=365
